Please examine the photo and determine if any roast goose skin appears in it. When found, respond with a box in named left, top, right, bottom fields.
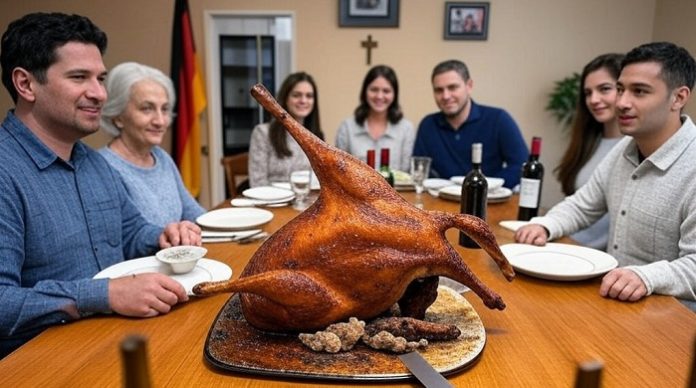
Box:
left=193, top=84, right=515, bottom=332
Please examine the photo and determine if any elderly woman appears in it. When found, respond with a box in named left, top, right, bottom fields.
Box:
left=99, top=62, right=205, bottom=227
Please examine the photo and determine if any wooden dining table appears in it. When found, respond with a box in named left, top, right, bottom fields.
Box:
left=1, top=192, right=694, bottom=387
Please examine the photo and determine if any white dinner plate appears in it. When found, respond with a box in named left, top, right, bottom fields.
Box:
left=438, top=185, right=513, bottom=203
left=196, top=208, right=274, bottom=230
left=500, top=243, right=618, bottom=281
left=242, top=186, right=295, bottom=202
left=93, top=256, right=232, bottom=295
left=449, top=176, right=505, bottom=191
left=487, top=187, right=513, bottom=203
left=424, top=178, right=452, bottom=197
left=498, top=220, right=530, bottom=232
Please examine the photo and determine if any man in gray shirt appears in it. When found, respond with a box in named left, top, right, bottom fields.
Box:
left=516, top=42, right=696, bottom=309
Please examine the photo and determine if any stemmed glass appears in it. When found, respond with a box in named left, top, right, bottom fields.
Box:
left=410, top=156, right=432, bottom=209
left=410, top=156, right=432, bottom=195
left=290, top=170, right=312, bottom=211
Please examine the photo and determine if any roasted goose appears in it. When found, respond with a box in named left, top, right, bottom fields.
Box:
left=194, top=84, right=514, bottom=332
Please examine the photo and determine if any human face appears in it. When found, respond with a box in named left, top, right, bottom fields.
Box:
left=30, top=42, right=107, bottom=139
left=432, top=70, right=473, bottom=119
left=616, top=62, right=675, bottom=139
left=116, top=79, right=172, bottom=149
left=584, top=68, right=618, bottom=124
left=365, top=76, right=394, bottom=115
left=286, top=81, right=314, bottom=122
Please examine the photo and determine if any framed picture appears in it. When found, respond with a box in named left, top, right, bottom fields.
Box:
left=339, top=0, right=400, bottom=28
left=444, top=2, right=490, bottom=40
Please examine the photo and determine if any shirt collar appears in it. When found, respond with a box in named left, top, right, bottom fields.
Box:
left=2, top=110, right=87, bottom=170
left=624, top=115, right=696, bottom=170
left=435, top=99, right=481, bottom=130
left=356, top=119, right=396, bottom=139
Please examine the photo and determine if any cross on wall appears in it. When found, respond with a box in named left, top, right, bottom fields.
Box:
left=361, top=34, right=378, bottom=65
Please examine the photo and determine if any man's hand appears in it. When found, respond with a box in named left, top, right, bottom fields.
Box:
left=109, top=273, right=188, bottom=317
left=159, top=220, right=202, bottom=248
left=514, top=224, right=549, bottom=246
left=599, top=268, right=648, bottom=302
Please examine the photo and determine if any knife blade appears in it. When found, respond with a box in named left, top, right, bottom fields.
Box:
left=398, top=351, right=453, bottom=388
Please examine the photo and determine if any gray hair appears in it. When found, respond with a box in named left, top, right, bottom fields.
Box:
left=100, top=62, right=176, bottom=136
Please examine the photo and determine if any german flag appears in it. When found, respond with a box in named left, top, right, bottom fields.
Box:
left=170, top=0, right=206, bottom=197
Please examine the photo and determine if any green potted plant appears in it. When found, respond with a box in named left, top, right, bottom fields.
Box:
left=546, top=72, right=581, bottom=129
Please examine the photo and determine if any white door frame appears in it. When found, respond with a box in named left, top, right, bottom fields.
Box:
left=203, top=10, right=295, bottom=207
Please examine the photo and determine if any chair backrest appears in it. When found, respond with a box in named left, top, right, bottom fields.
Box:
left=221, top=152, right=249, bottom=198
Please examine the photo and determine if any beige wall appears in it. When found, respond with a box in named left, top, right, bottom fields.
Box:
left=3, top=0, right=690, bottom=210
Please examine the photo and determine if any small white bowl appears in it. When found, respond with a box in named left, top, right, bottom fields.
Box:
left=155, top=246, right=207, bottom=274
left=486, top=177, right=505, bottom=191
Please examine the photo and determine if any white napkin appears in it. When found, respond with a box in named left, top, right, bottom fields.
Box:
left=499, top=220, right=530, bottom=232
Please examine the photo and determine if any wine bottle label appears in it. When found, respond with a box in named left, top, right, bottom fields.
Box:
left=519, top=178, right=541, bottom=208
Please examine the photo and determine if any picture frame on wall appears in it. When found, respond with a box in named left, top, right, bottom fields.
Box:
left=339, top=0, right=400, bottom=28
left=444, top=2, right=490, bottom=40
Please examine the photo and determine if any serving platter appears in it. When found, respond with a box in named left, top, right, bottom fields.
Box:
left=204, top=286, right=485, bottom=382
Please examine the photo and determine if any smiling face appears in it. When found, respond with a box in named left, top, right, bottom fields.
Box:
left=285, top=81, right=315, bottom=123
left=365, top=76, right=394, bottom=115
left=584, top=67, right=618, bottom=124
left=432, top=70, right=473, bottom=121
left=115, top=79, right=171, bottom=148
left=29, top=42, right=107, bottom=139
left=616, top=62, right=675, bottom=139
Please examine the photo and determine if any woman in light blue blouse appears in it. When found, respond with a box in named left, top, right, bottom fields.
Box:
left=336, top=65, right=415, bottom=171
left=98, top=62, right=205, bottom=227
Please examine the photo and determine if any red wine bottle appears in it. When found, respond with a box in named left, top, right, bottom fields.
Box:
left=518, top=137, right=544, bottom=221
left=459, top=143, right=487, bottom=248
left=366, top=149, right=376, bottom=169
left=379, top=148, right=395, bottom=186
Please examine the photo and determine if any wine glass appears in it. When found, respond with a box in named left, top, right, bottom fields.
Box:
left=290, top=170, right=312, bottom=211
left=410, top=156, right=432, bottom=195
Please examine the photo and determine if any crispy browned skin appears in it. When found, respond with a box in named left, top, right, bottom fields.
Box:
left=397, top=276, right=439, bottom=319
left=193, top=84, right=515, bottom=332
left=364, top=317, right=461, bottom=342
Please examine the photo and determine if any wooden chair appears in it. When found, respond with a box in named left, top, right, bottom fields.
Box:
left=221, top=152, right=249, bottom=198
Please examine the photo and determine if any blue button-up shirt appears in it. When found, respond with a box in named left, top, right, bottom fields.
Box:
left=0, top=111, right=162, bottom=356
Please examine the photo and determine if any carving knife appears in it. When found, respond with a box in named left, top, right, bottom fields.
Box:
left=398, top=351, right=454, bottom=388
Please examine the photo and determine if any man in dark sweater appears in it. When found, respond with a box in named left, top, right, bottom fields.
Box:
left=413, top=59, right=528, bottom=189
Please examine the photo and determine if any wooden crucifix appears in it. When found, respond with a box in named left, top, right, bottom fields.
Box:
left=361, top=35, right=378, bottom=65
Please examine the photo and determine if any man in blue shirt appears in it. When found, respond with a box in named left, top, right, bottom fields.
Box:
left=0, top=13, right=202, bottom=358
left=413, top=60, right=529, bottom=189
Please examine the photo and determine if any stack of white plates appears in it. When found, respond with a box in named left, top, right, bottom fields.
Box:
left=230, top=186, right=295, bottom=207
